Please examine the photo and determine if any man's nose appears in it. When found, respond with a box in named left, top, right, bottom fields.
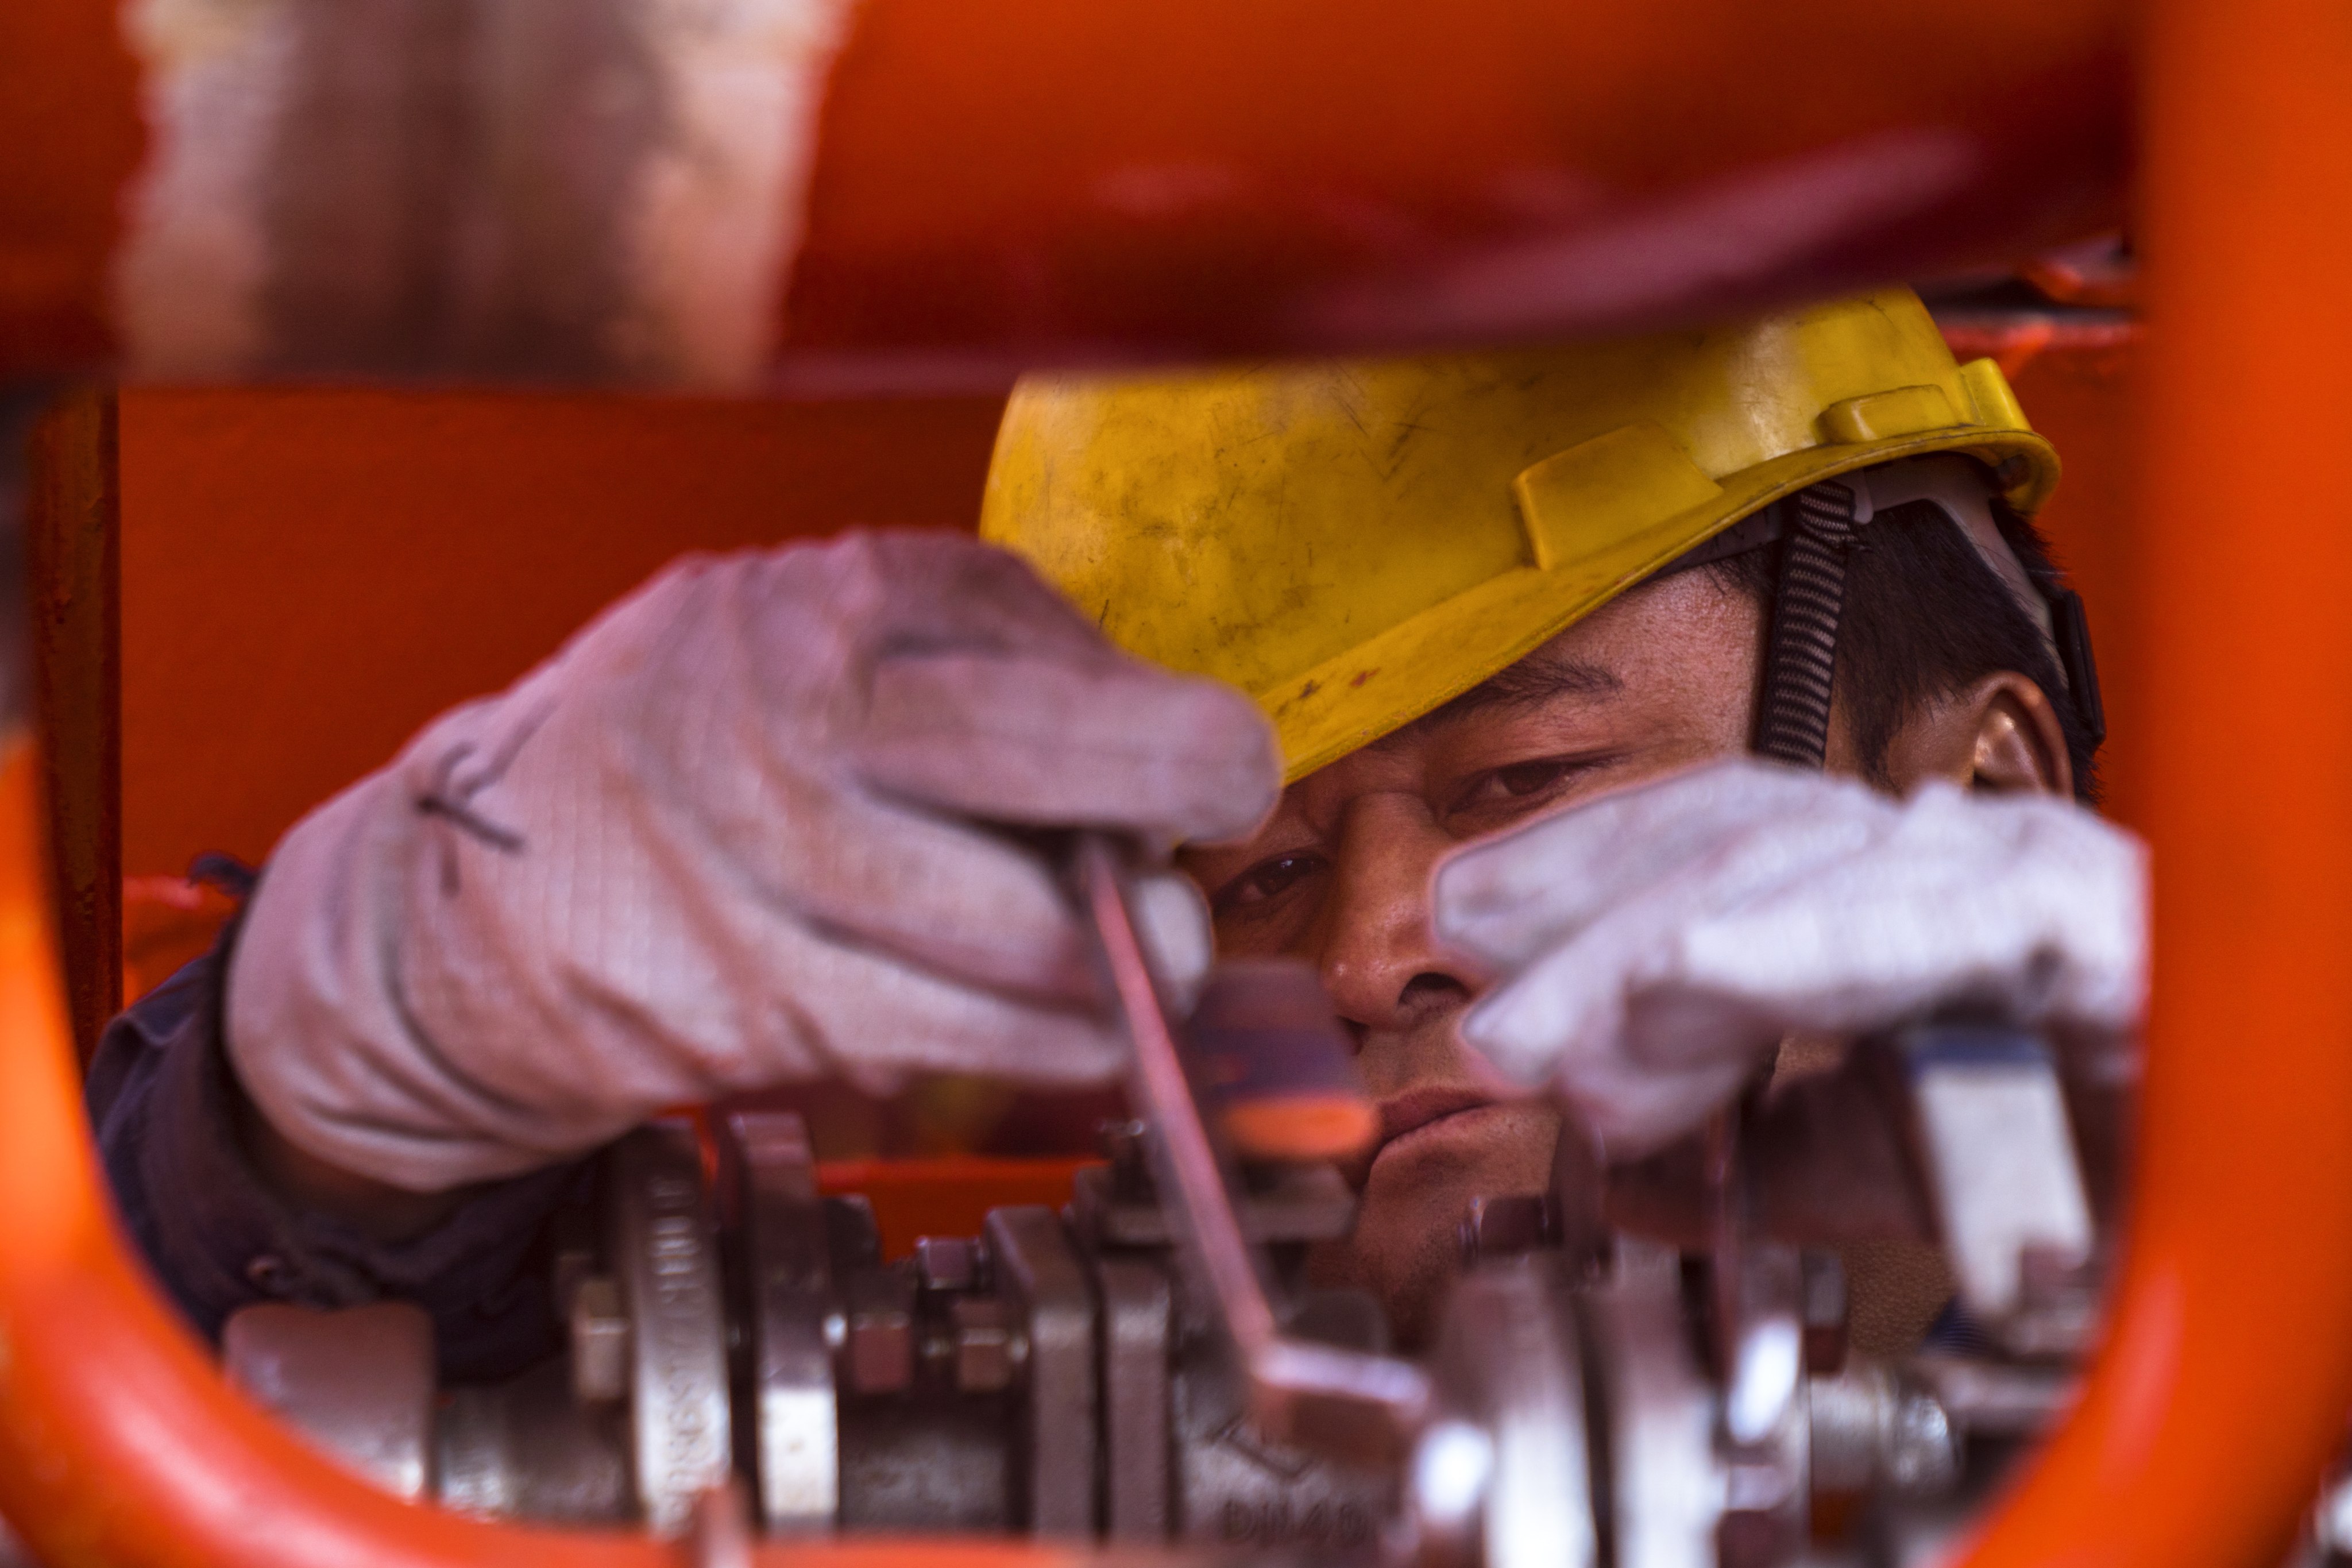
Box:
left=1311, top=793, right=1482, bottom=1037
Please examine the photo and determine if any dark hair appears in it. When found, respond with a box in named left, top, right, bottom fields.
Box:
left=1707, top=491, right=2102, bottom=806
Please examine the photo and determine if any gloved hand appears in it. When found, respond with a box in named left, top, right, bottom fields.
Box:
left=229, top=531, right=1280, bottom=1192
left=1431, top=759, right=2146, bottom=1155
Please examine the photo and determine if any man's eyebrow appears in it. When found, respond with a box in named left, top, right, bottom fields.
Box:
left=1407, top=652, right=1624, bottom=733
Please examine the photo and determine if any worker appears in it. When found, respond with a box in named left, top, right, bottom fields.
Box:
left=86, top=288, right=2142, bottom=1374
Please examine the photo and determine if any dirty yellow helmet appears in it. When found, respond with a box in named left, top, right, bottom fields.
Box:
left=979, top=287, right=2058, bottom=781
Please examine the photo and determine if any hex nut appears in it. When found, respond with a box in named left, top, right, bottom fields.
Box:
left=916, top=1236, right=977, bottom=1294
left=844, top=1278, right=916, bottom=1396
left=569, top=1275, right=630, bottom=1407
left=951, top=1296, right=1021, bottom=1393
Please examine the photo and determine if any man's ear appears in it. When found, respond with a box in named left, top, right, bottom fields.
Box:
left=1880, top=671, right=2073, bottom=798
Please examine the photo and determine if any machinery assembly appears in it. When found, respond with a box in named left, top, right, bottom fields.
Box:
left=217, top=855, right=2113, bottom=1566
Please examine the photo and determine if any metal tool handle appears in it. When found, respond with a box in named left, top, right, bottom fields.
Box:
left=1077, top=837, right=1431, bottom=1466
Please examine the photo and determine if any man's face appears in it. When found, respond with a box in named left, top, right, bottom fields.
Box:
left=1179, top=570, right=1764, bottom=1345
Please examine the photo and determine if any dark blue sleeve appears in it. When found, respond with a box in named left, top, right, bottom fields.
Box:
left=85, top=930, right=585, bottom=1382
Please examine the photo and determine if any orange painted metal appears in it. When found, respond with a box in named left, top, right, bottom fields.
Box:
left=1950, top=2, right=2352, bottom=1564
left=0, top=737, right=1103, bottom=1568
left=785, top=0, right=2129, bottom=366
left=3, top=0, right=2127, bottom=383
left=0, top=1, right=142, bottom=378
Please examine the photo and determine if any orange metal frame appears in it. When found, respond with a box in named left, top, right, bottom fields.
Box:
left=0, top=741, right=1095, bottom=1565
left=3, top=0, right=2352, bottom=1565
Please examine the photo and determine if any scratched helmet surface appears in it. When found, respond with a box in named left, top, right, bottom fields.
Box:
left=980, top=288, right=2058, bottom=781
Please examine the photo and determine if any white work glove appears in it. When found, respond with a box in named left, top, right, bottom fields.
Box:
left=229, top=531, right=1280, bottom=1191
left=1432, top=759, right=2147, bottom=1155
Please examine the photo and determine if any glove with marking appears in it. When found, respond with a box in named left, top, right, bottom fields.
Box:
left=229, top=531, right=1279, bottom=1191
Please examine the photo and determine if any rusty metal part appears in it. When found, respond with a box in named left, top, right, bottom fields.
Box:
left=1808, top=1363, right=1960, bottom=1500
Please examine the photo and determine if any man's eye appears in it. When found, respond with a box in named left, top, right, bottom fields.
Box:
left=1492, top=759, right=1570, bottom=797
left=1216, top=853, right=1324, bottom=912
left=1449, top=754, right=1612, bottom=820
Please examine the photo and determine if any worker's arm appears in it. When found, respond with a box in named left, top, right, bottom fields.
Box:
left=223, top=530, right=1274, bottom=1199
left=92, top=530, right=1278, bottom=1370
left=86, top=933, right=581, bottom=1380
left=1431, top=758, right=2146, bottom=1155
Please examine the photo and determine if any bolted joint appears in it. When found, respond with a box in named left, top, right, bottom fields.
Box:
left=568, top=1275, right=629, bottom=1407
left=950, top=1296, right=1026, bottom=1394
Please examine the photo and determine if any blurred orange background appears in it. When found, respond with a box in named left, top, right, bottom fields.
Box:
left=113, top=331, right=2142, bottom=889
left=118, top=389, right=1008, bottom=877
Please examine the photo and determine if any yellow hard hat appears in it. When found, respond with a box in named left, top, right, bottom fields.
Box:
left=979, top=288, right=2059, bottom=782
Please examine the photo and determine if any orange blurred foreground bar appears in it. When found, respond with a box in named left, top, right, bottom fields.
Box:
left=1953, top=1, right=2352, bottom=1564
left=3, top=0, right=2126, bottom=384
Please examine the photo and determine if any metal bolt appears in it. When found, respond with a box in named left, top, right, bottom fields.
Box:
left=951, top=1296, right=1021, bottom=1393
left=916, top=1236, right=978, bottom=1294
left=843, top=1274, right=916, bottom=1396
left=569, top=1275, right=629, bottom=1406
left=1882, top=1385, right=1960, bottom=1497
left=1099, top=1119, right=1152, bottom=1200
